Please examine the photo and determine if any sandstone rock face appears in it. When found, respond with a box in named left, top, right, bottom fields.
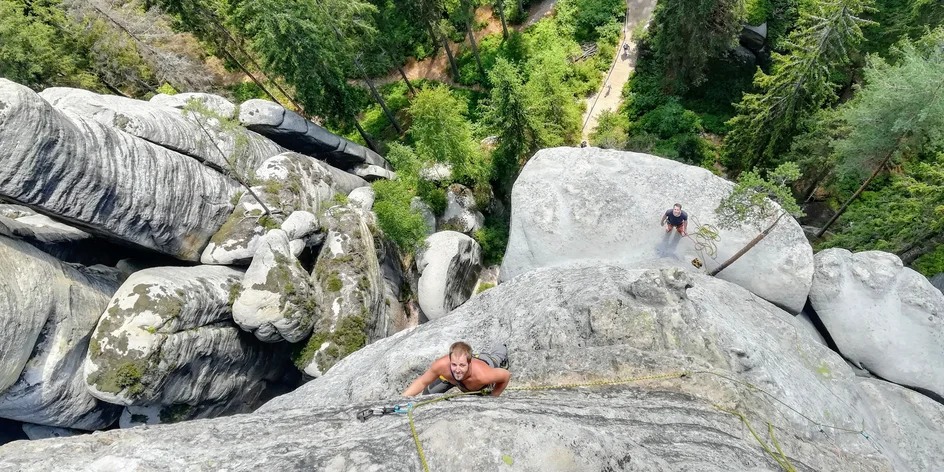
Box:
left=809, top=249, right=944, bottom=400
left=201, top=152, right=366, bottom=265
left=303, top=205, right=386, bottom=377
left=84, top=266, right=289, bottom=410
left=149, top=92, right=237, bottom=119
left=0, top=79, right=237, bottom=261
left=741, top=22, right=767, bottom=52
left=0, top=236, right=121, bottom=430
left=931, top=273, right=944, bottom=294
left=4, top=266, right=929, bottom=471
left=40, top=87, right=286, bottom=175
left=416, top=231, right=482, bottom=320
left=238, top=99, right=389, bottom=171
left=438, top=184, right=484, bottom=234
left=857, top=377, right=944, bottom=472
left=500, top=147, right=814, bottom=313
left=233, top=230, right=316, bottom=343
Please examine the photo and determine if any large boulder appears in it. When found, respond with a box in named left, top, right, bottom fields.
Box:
left=3, top=266, right=928, bottom=470
left=233, top=230, right=316, bottom=343
left=0, top=236, right=122, bottom=430
left=438, top=184, right=484, bottom=235
left=740, top=22, right=767, bottom=52
left=84, top=266, right=291, bottom=410
left=149, top=92, right=237, bottom=119
left=238, top=99, right=390, bottom=171
left=302, top=205, right=387, bottom=377
left=500, top=147, right=814, bottom=313
left=39, top=87, right=286, bottom=175
left=809, top=249, right=944, bottom=401
left=201, top=152, right=367, bottom=265
left=0, top=79, right=237, bottom=261
left=416, top=231, right=482, bottom=320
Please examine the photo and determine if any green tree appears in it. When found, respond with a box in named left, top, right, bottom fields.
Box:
left=522, top=19, right=583, bottom=145
left=712, top=163, right=804, bottom=276
left=590, top=110, right=629, bottom=149
left=721, top=0, right=871, bottom=173
left=228, top=0, right=377, bottom=127
left=484, top=58, right=542, bottom=193
left=408, top=84, right=483, bottom=182
left=648, top=0, right=742, bottom=93
left=820, top=156, right=944, bottom=265
left=0, top=0, right=96, bottom=90
left=816, top=31, right=944, bottom=237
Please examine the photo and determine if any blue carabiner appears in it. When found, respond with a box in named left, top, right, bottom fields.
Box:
left=394, top=403, right=413, bottom=414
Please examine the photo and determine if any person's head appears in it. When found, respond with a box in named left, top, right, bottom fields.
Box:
left=448, top=342, right=473, bottom=380
left=672, top=203, right=682, bottom=216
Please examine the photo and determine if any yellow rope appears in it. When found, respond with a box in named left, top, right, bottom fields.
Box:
left=399, top=369, right=867, bottom=472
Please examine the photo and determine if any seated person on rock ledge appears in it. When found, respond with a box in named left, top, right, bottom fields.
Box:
left=402, top=342, right=511, bottom=397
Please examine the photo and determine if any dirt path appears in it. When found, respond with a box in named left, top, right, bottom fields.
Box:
left=377, top=1, right=558, bottom=87
left=580, top=0, right=658, bottom=143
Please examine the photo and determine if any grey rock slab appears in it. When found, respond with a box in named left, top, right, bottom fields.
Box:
left=84, top=265, right=290, bottom=408
left=857, top=377, right=944, bottom=472
left=238, top=99, right=390, bottom=171
left=741, top=22, right=767, bottom=52
left=41, top=87, right=286, bottom=175
left=0, top=236, right=121, bottom=430
left=500, top=147, right=814, bottom=313
left=0, top=79, right=238, bottom=261
left=0, top=266, right=914, bottom=471
left=233, top=230, right=316, bottom=343
left=201, top=152, right=367, bottom=265
left=21, top=423, right=84, bottom=440
left=149, top=92, right=237, bottom=119
left=809, top=249, right=944, bottom=400
left=416, top=231, right=482, bottom=320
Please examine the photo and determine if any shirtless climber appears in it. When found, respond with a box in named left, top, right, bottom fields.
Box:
left=402, top=342, right=511, bottom=397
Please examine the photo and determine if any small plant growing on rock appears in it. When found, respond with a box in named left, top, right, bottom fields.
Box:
left=183, top=99, right=272, bottom=216
left=712, top=162, right=804, bottom=276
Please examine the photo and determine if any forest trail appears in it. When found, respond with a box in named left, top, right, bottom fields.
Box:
left=580, top=0, right=658, bottom=143
left=376, top=1, right=557, bottom=87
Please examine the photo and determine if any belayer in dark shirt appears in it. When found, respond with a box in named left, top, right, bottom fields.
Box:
left=660, top=203, right=688, bottom=236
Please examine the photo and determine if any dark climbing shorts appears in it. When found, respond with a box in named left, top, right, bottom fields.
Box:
left=423, top=344, right=509, bottom=395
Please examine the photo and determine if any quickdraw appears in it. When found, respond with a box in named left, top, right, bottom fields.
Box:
left=356, top=402, right=412, bottom=422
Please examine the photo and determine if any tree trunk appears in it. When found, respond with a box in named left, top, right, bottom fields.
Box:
left=496, top=0, right=509, bottom=40
left=465, top=19, right=486, bottom=79
left=218, top=46, right=283, bottom=107
left=353, top=57, right=403, bottom=134
left=442, top=34, right=461, bottom=81
left=709, top=212, right=786, bottom=277
left=354, top=120, right=380, bottom=153
left=516, top=0, right=524, bottom=17
left=815, top=146, right=897, bottom=238
left=899, top=231, right=944, bottom=265
left=397, top=65, right=417, bottom=96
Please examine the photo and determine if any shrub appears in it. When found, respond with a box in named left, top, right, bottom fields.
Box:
left=372, top=180, right=430, bottom=252
left=474, top=215, right=510, bottom=265
left=638, top=99, right=702, bottom=139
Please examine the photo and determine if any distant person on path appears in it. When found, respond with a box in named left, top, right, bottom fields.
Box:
left=661, top=203, right=688, bottom=236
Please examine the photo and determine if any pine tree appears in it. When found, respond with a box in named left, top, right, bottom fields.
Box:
left=721, top=0, right=871, bottom=173
left=484, top=58, right=542, bottom=193
left=816, top=29, right=944, bottom=237
left=648, top=0, right=742, bottom=93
